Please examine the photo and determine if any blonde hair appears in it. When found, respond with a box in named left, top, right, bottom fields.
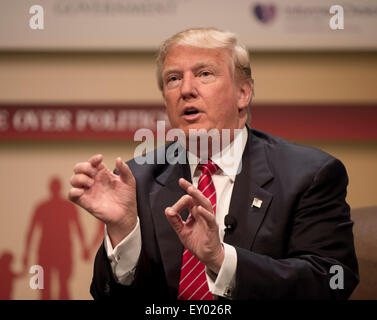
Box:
left=156, top=27, right=254, bottom=99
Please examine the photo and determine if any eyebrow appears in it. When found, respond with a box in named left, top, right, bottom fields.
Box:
left=192, top=61, right=218, bottom=71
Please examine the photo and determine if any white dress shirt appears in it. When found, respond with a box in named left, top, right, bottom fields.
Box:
left=104, top=127, right=248, bottom=298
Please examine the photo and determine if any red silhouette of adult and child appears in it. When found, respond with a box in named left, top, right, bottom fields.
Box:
left=0, top=177, right=104, bottom=300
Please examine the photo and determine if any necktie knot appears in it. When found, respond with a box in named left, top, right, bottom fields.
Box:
left=197, top=159, right=219, bottom=176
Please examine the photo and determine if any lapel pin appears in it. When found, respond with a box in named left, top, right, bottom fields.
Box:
left=251, top=197, right=263, bottom=208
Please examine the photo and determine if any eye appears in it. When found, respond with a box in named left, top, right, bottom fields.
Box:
left=197, top=70, right=215, bottom=83
left=165, top=74, right=181, bottom=88
left=167, top=75, right=179, bottom=83
left=200, top=71, right=212, bottom=77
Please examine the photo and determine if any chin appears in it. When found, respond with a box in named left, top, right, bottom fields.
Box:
left=180, top=122, right=215, bottom=134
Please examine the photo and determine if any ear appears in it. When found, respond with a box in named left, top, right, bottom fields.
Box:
left=236, top=80, right=253, bottom=112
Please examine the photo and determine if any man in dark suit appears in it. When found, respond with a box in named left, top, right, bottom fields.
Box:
left=69, top=28, right=358, bottom=300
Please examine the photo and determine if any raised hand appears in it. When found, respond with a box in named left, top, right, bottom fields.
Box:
left=165, top=178, right=224, bottom=274
left=69, top=154, right=137, bottom=247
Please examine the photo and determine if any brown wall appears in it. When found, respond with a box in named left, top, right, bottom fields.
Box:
left=1, top=51, right=377, bottom=104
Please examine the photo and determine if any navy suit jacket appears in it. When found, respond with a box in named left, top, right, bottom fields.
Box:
left=90, top=128, right=359, bottom=300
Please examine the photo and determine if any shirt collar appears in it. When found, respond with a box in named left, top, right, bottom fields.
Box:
left=187, top=126, right=248, bottom=182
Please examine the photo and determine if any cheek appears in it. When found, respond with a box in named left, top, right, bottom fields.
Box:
left=165, top=106, right=178, bottom=124
left=164, top=105, right=182, bottom=129
left=163, top=93, right=178, bottom=115
left=205, top=85, right=238, bottom=117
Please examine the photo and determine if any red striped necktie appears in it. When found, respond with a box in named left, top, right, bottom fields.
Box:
left=177, top=159, right=219, bottom=300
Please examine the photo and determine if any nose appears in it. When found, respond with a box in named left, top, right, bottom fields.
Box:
left=180, top=73, right=197, bottom=100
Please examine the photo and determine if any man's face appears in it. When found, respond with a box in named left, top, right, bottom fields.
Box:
left=161, top=45, right=248, bottom=137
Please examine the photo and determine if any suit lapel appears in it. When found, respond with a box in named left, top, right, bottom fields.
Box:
left=149, top=149, right=191, bottom=298
left=224, top=129, right=274, bottom=250
left=148, top=130, right=274, bottom=295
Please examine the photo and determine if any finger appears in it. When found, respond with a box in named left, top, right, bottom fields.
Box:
left=165, top=207, right=184, bottom=234
left=70, top=173, right=94, bottom=188
left=115, top=157, right=135, bottom=184
left=68, top=187, right=85, bottom=201
left=179, top=178, right=213, bottom=212
left=73, top=162, right=97, bottom=177
left=88, top=154, right=103, bottom=168
left=178, top=178, right=192, bottom=191
left=189, top=205, right=209, bottom=227
left=196, top=205, right=217, bottom=229
left=170, top=194, right=193, bottom=215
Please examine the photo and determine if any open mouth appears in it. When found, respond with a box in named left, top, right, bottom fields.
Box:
left=183, top=107, right=199, bottom=116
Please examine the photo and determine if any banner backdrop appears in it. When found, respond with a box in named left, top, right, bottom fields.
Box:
left=1, top=0, right=377, bottom=51
left=1, top=104, right=377, bottom=141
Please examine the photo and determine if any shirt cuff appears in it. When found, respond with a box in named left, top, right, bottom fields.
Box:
left=104, top=217, right=141, bottom=285
left=205, top=242, right=237, bottom=299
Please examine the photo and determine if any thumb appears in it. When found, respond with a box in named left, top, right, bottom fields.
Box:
left=115, top=157, right=135, bottom=185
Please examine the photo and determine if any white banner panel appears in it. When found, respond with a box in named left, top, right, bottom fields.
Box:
left=0, top=0, right=376, bottom=51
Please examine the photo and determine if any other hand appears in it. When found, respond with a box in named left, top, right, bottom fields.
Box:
left=165, top=178, right=224, bottom=274
left=69, top=154, right=137, bottom=247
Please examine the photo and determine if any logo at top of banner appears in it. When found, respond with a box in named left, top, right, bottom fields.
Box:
left=253, top=3, right=276, bottom=24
